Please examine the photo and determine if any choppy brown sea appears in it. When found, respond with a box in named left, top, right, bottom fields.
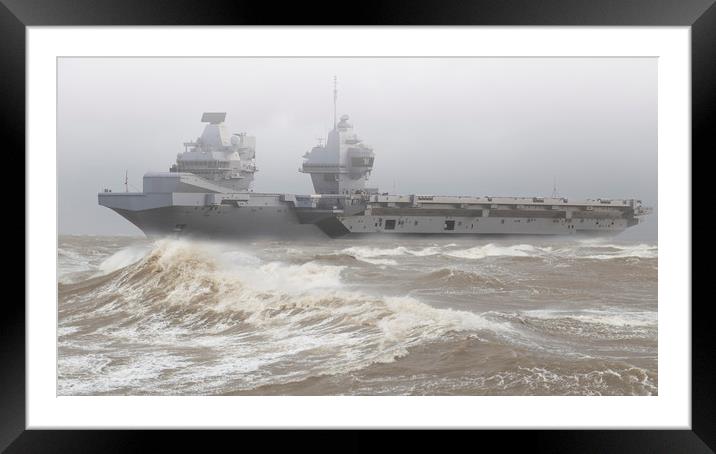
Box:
left=58, top=235, right=657, bottom=396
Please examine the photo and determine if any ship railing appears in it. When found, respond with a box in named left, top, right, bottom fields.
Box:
left=635, top=206, right=654, bottom=216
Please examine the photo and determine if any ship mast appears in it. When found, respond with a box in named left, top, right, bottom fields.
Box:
left=333, top=76, right=337, bottom=130
left=551, top=176, right=558, bottom=198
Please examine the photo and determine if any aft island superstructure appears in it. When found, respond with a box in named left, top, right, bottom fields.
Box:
left=99, top=103, right=651, bottom=238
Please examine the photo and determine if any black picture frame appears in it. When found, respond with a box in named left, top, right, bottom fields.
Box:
left=5, top=0, right=709, bottom=451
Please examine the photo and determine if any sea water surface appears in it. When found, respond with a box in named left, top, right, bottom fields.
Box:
left=57, top=235, right=657, bottom=395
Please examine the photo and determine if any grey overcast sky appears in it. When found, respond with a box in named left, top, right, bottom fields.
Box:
left=58, top=57, right=657, bottom=239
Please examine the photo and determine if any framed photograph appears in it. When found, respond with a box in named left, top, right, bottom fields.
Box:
left=8, top=0, right=710, bottom=449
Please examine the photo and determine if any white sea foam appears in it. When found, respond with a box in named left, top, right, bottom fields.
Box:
left=443, top=244, right=543, bottom=259
left=361, top=365, right=657, bottom=396
left=580, top=243, right=658, bottom=259
left=57, top=247, right=95, bottom=281
left=58, top=350, right=193, bottom=395
left=521, top=309, right=657, bottom=327
left=342, top=243, right=551, bottom=261
left=337, top=241, right=657, bottom=264
left=357, top=257, right=399, bottom=266
left=338, top=245, right=442, bottom=265
left=95, top=245, right=151, bottom=275
left=341, top=245, right=437, bottom=258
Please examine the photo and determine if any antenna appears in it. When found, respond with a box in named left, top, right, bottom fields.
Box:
left=551, top=176, right=558, bottom=198
left=124, top=170, right=129, bottom=193
left=333, top=76, right=337, bottom=129
left=316, top=137, right=324, bottom=147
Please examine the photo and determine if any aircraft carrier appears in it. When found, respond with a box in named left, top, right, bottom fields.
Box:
left=99, top=96, right=651, bottom=239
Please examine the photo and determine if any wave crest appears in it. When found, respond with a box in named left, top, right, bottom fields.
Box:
left=58, top=239, right=513, bottom=394
left=421, top=268, right=505, bottom=288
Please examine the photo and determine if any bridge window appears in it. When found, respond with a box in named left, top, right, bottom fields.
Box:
left=385, top=220, right=396, bottom=230
left=351, top=157, right=374, bottom=166
left=444, top=220, right=455, bottom=231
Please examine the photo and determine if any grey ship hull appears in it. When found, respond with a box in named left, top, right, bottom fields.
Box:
left=101, top=188, right=640, bottom=239
left=111, top=205, right=632, bottom=239
left=111, top=205, right=326, bottom=239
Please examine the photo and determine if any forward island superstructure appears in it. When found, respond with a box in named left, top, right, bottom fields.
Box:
left=99, top=95, right=651, bottom=238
